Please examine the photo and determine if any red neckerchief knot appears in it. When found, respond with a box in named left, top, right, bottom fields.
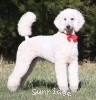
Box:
left=64, top=33, right=78, bottom=42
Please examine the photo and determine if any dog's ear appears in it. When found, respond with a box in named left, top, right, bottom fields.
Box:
left=54, top=11, right=65, bottom=32
left=74, top=11, right=85, bottom=32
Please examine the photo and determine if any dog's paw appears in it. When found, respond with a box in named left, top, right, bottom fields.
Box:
left=7, top=78, right=20, bottom=92
left=7, top=85, right=18, bottom=92
left=59, top=86, right=69, bottom=93
left=70, top=86, right=78, bottom=92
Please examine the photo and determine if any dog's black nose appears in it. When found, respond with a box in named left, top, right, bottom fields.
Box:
left=66, top=25, right=70, bottom=29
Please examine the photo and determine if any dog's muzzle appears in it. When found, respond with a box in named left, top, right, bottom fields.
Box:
left=66, top=25, right=73, bottom=32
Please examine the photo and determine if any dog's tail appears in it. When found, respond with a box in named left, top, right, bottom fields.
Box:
left=18, top=12, right=36, bottom=40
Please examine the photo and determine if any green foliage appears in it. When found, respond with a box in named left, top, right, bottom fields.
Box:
left=0, top=0, right=96, bottom=60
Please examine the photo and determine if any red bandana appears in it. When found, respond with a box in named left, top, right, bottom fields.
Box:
left=64, top=33, right=78, bottom=42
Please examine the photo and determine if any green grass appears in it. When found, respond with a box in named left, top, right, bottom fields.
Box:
left=0, top=59, right=96, bottom=100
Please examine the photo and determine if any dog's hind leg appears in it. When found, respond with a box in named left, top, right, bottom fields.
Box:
left=7, top=44, right=36, bottom=92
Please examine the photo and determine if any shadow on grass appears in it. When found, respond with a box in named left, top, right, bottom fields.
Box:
left=22, top=79, right=81, bottom=91
left=22, top=80, right=58, bottom=90
left=22, top=80, right=81, bottom=91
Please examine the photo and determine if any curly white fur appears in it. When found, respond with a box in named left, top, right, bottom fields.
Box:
left=18, top=11, right=36, bottom=39
left=7, top=8, right=85, bottom=92
left=54, top=8, right=85, bottom=32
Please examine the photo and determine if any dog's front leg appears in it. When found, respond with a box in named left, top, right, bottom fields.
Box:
left=55, top=61, right=69, bottom=92
left=68, top=60, right=79, bottom=92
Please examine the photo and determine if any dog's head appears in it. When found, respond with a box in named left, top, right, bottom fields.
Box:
left=54, top=8, right=85, bottom=34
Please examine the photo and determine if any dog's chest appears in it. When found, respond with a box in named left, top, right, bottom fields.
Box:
left=66, top=43, right=78, bottom=63
left=54, top=35, right=78, bottom=62
left=66, top=41, right=78, bottom=58
left=61, top=40, right=78, bottom=55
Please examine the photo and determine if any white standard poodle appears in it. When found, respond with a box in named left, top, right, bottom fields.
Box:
left=7, top=8, right=85, bottom=92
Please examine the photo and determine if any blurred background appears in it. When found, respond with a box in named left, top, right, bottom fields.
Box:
left=0, top=0, right=96, bottom=61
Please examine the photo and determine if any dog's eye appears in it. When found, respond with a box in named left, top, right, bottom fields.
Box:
left=64, top=18, right=66, bottom=20
left=71, top=18, right=74, bottom=20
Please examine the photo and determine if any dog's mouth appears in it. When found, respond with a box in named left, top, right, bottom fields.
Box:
left=65, top=28, right=73, bottom=34
left=64, top=26, right=75, bottom=35
left=65, top=25, right=73, bottom=34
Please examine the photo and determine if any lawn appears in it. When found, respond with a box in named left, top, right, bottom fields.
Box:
left=0, top=59, right=96, bottom=100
